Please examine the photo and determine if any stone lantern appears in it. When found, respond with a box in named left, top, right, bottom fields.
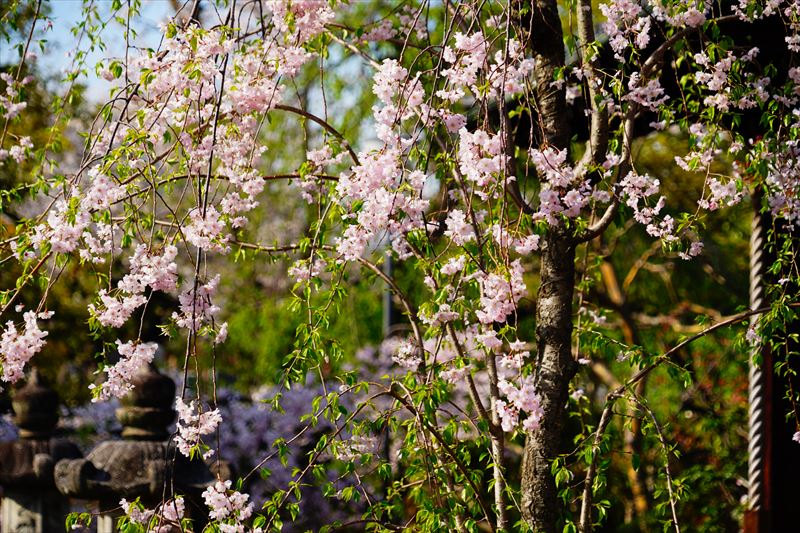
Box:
left=55, top=364, right=223, bottom=532
left=0, top=369, right=82, bottom=532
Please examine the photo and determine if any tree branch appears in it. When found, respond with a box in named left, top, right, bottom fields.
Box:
left=578, top=302, right=800, bottom=531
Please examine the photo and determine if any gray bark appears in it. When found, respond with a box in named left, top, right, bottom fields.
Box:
left=521, top=232, right=578, bottom=532
left=517, top=1, right=576, bottom=530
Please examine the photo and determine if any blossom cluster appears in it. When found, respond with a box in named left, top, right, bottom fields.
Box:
left=623, top=73, right=668, bottom=111
left=88, top=242, right=178, bottom=328
left=458, top=128, right=506, bottom=199
left=698, top=177, right=743, bottom=211
left=0, top=73, right=35, bottom=165
left=202, top=479, right=257, bottom=531
left=765, top=140, right=800, bottom=224
left=0, top=134, right=32, bottom=164
left=497, top=375, right=544, bottom=433
left=530, top=147, right=608, bottom=224
left=335, top=149, right=428, bottom=261
left=120, top=496, right=185, bottom=532
left=617, top=170, right=680, bottom=243
left=476, top=260, right=528, bottom=325
left=172, top=275, right=222, bottom=334
left=89, top=341, right=157, bottom=401
left=175, top=397, right=223, bottom=460
left=30, top=198, right=92, bottom=256
left=440, top=33, right=534, bottom=100
left=0, top=309, right=52, bottom=384
left=651, top=0, right=708, bottom=28
left=335, top=28, right=542, bottom=263
left=693, top=47, right=763, bottom=112
left=600, top=0, right=651, bottom=60
left=378, top=336, right=423, bottom=370
left=0, top=73, right=30, bottom=120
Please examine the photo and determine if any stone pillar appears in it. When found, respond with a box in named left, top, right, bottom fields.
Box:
left=0, top=369, right=82, bottom=532
left=55, top=364, right=221, bottom=532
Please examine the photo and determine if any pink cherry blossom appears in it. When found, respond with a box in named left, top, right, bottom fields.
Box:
left=444, top=209, right=475, bottom=245
left=185, top=206, right=229, bottom=253
left=91, top=340, right=157, bottom=401
left=172, top=275, right=221, bottom=333
left=475, top=259, right=527, bottom=324
left=0, top=310, right=51, bottom=383
left=202, top=479, right=253, bottom=522
left=175, top=397, right=223, bottom=459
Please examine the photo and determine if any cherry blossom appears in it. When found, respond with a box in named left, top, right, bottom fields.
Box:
left=202, top=479, right=254, bottom=523
left=444, top=209, right=476, bottom=245
left=498, top=376, right=544, bottom=432
left=90, top=290, right=147, bottom=328
left=175, top=397, right=223, bottom=460
left=475, top=260, right=527, bottom=324
left=90, top=341, right=157, bottom=401
left=172, top=275, right=221, bottom=333
left=0, top=310, right=52, bottom=384
left=185, top=207, right=230, bottom=253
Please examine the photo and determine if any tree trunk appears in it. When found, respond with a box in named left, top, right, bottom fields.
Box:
left=526, top=0, right=570, bottom=150
left=517, top=1, right=576, bottom=530
left=521, top=233, right=577, bottom=532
